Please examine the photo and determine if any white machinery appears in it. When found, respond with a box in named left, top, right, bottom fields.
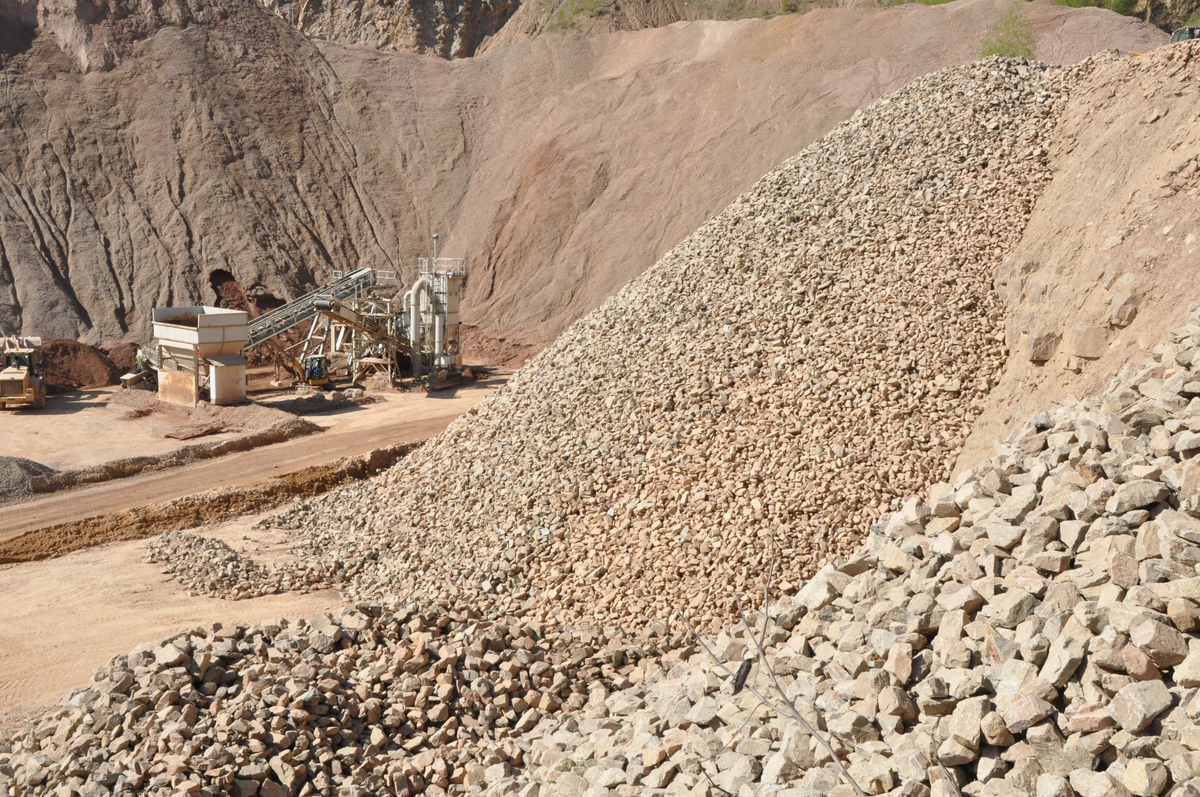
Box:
left=236, top=259, right=467, bottom=389
left=402, top=258, right=466, bottom=386
left=135, top=257, right=468, bottom=396
left=147, top=307, right=249, bottom=406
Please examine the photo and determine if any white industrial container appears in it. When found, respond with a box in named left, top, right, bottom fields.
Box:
left=150, top=306, right=249, bottom=406
left=151, top=306, right=249, bottom=358
left=207, top=355, right=249, bottom=406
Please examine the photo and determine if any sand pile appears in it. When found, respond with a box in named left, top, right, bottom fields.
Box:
left=956, top=41, right=1200, bottom=473
left=273, top=57, right=1088, bottom=631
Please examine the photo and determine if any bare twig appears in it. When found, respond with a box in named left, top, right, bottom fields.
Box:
left=751, top=528, right=778, bottom=692
left=730, top=595, right=867, bottom=797
left=700, top=766, right=735, bottom=797
left=732, top=696, right=768, bottom=740
left=679, top=527, right=867, bottom=797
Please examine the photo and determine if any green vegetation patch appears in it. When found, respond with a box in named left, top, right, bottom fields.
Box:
left=979, top=6, right=1036, bottom=59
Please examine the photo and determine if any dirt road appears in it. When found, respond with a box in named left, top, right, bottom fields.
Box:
left=0, top=516, right=341, bottom=725
left=1, top=378, right=502, bottom=541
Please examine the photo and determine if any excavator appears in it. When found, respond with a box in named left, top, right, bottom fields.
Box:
left=273, top=348, right=332, bottom=387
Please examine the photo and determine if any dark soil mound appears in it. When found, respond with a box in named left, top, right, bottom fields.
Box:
left=42, top=339, right=121, bottom=393
left=102, top=343, right=139, bottom=374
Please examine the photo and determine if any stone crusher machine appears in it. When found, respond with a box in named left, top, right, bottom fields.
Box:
left=0, top=336, right=46, bottom=409
left=242, top=260, right=468, bottom=389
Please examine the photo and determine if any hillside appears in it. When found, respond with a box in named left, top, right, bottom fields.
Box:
left=264, top=0, right=1194, bottom=59
left=0, top=0, right=1165, bottom=352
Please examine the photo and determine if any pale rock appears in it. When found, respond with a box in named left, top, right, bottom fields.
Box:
left=1005, top=696, right=1056, bottom=734
left=1036, top=773, right=1074, bottom=797
left=1108, top=481, right=1170, bottom=516
left=1110, top=681, right=1173, bottom=732
left=987, top=588, right=1039, bottom=629
left=1130, top=618, right=1189, bottom=668
left=1073, top=326, right=1110, bottom=359
left=982, top=711, right=1017, bottom=746
left=1122, top=758, right=1170, bottom=796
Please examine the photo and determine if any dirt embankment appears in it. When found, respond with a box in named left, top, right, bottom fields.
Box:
left=0, top=441, right=422, bottom=565
left=0, top=0, right=1163, bottom=354
left=16, top=393, right=323, bottom=497
left=40, top=339, right=120, bottom=393
left=958, top=42, right=1200, bottom=473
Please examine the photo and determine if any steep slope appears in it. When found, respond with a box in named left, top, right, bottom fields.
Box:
left=0, top=0, right=1164, bottom=349
left=960, top=41, right=1200, bottom=472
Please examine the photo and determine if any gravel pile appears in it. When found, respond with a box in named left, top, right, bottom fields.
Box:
left=274, top=57, right=1090, bottom=630
left=12, top=305, right=1200, bottom=797
left=147, top=532, right=351, bottom=600
left=0, top=456, right=57, bottom=507
left=471, top=305, right=1200, bottom=797
left=0, top=604, right=658, bottom=797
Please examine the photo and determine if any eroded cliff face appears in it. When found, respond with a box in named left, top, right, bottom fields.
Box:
left=0, top=0, right=410, bottom=342
left=265, top=0, right=518, bottom=58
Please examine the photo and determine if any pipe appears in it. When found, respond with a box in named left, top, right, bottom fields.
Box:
left=408, top=278, right=432, bottom=377
left=434, top=314, right=443, bottom=370
left=400, top=290, right=412, bottom=341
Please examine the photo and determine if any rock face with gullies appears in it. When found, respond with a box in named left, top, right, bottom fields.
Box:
left=271, top=57, right=1089, bottom=631
left=0, top=0, right=403, bottom=344
left=262, top=0, right=519, bottom=58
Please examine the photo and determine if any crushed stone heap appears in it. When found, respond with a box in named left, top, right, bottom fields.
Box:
left=147, top=532, right=346, bottom=601
left=274, top=57, right=1089, bottom=630
left=11, top=305, right=1200, bottom=797
left=0, top=604, right=658, bottom=797
left=471, top=305, right=1200, bottom=797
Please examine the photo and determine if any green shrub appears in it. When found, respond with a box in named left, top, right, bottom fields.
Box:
left=979, top=6, right=1036, bottom=58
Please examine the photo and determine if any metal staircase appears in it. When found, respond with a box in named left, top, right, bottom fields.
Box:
left=245, top=267, right=377, bottom=349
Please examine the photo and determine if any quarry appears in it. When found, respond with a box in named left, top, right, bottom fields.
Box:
left=6, top=0, right=1200, bottom=796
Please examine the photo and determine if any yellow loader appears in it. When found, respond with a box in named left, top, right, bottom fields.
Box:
left=0, top=337, right=46, bottom=409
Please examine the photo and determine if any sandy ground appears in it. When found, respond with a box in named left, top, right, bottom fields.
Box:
left=0, top=374, right=506, bottom=542
left=0, top=375, right=507, bottom=726
left=0, top=388, right=249, bottom=471
left=957, top=47, right=1200, bottom=473
left=0, top=513, right=343, bottom=728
